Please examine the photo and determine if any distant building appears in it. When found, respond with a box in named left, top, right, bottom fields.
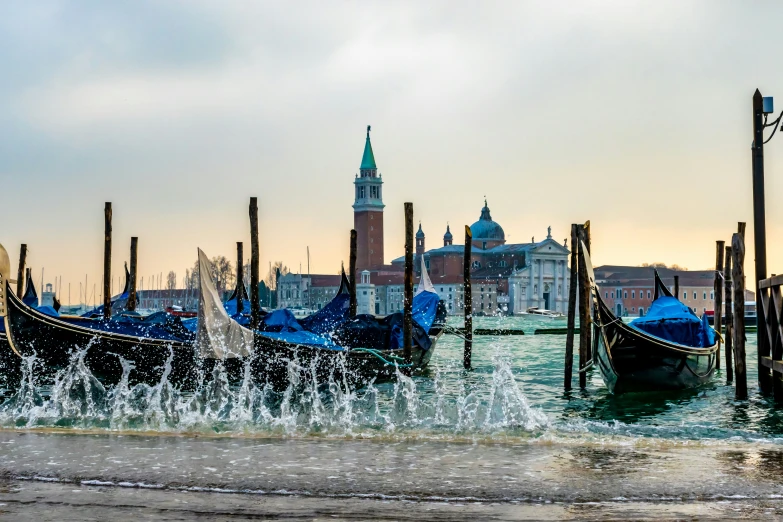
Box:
left=593, top=265, right=755, bottom=317
left=392, top=202, right=571, bottom=315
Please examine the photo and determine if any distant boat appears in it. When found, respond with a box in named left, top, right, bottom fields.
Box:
left=706, top=302, right=758, bottom=329
left=582, top=243, right=719, bottom=394
left=523, top=307, right=566, bottom=319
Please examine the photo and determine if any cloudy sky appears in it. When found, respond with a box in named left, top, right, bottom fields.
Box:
left=2, top=0, right=782, bottom=302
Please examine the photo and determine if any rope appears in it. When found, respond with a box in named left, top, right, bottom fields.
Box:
left=351, top=348, right=413, bottom=368
left=443, top=325, right=471, bottom=341
left=592, top=316, right=622, bottom=328
left=578, top=359, right=594, bottom=373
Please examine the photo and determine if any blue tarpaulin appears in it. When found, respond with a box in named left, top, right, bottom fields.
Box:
left=390, top=289, right=440, bottom=350
left=630, top=296, right=717, bottom=348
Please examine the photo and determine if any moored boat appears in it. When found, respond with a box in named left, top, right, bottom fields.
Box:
left=582, top=243, right=719, bottom=394
left=0, top=244, right=444, bottom=391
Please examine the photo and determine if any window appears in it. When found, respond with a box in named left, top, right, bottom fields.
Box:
left=632, top=291, right=635, bottom=299
left=605, top=292, right=608, bottom=298
left=611, top=291, right=614, bottom=299
left=639, top=307, right=645, bottom=316
left=481, top=303, right=484, bottom=310
left=693, top=291, right=697, bottom=300
left=683, top=291, right=687, bottom=300
left=647, top=291, right=651, bottom=299
left=703, top=291, right=707, bottom=300
left=624, top=291, right=628, bottom=299
left=632, top=307, right=636, bottom=312
left=710, top=291, right=714, bottom=300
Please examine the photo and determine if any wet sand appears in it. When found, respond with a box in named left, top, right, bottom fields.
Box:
left=3, top=431, right=783, bottom=519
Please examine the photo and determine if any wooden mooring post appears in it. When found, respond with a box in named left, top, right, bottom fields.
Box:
left=564, top=224, right=578, bottom=390
left=103, top=203, right=112, bottom=320
left=724, top=244, right=733, bottom=383
left=577, top=223, right=592, bottom=388
left=714, top=241, right=724, bottom=370
left=16, top=244, right=27, bottom=298
left=463, top=225, right=473, bottom=370
left=731, top=232, right=747, bottom=399
left=349, top=229, right=357, bottom=318
left=127, top=237, right=138, bottom=312
left=236, top=242, right=244, bottom=315
left=249, top=197, right=261, bottom=328
left=403, top=203, right=414, bottom=371
left=674, top=275, right=680, bottom=301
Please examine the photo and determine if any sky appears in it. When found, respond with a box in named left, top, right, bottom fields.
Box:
left=2, top=0, right=783, bottom=304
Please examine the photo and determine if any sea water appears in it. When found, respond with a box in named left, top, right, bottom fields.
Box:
left=0, top=316, right=775, bottom=443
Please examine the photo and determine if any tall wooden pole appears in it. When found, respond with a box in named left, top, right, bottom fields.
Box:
left=463, top=225, right=473, bottom=370
left=714, top=240, right=724, bottom=370
left=249, top=197, right=260, bottom=328
left=577, top=224, right=590, bottom=388
left=349, top=229, right=357, bottom=317
left=724, top=245, right=734, bottom=383
left=564, top=224, right=578, bottom=390
left=732, top=233, right=747, bottom=399
left=403, top=203, right=414, bottom=369
left=752, top=89, right=771, bottom=393
left=103, top=202, right=112, bottom=320
left=236, top=241, right=244, bottom=315
left=16, top=244, right=27, bottom=298
left=128, top=237, right=138, bottom=311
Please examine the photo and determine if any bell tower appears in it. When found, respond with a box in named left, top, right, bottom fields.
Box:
left=353, top=125, right=385, bottom=271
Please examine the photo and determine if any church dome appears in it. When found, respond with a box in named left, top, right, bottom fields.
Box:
left=443, top=224, right=453, bottom=242
left=470, top=200, right=505, bottom=241
left=416, top=223, right=425, bottom=239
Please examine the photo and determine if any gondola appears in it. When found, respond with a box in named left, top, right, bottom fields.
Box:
left=582, top=242, right=719, bottom=394
left=0, top=244, right=444, bottom=391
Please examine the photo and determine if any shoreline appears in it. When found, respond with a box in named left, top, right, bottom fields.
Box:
left=2, top=480, right=783, bottom=521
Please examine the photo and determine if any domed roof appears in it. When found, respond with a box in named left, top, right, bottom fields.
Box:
left=416, top=223, right=425, bottom=239
left=469, top=200, right=505, bottom=241
left=443, top=224, right=453, bottom=241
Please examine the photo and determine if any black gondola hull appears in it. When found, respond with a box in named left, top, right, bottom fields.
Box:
left=3, top=282, right=440, bottom=391
left=593, top=298, right=717, bottom=394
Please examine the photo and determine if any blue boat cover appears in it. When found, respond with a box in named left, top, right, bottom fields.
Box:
left=389, top=289, right=440, bottom=350
left=630, top=296, right=717, bottom=348
left=299, top=292, right=350, bottom=335
left=224, top=298, right=251, bottom=317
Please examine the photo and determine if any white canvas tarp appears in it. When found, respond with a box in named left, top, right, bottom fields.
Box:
left=196, top=248, right=254, bottom=359
left=416, top=255, right=435, bottom=296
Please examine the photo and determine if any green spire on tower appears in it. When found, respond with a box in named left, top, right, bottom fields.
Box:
left=360, top=125, right=377, bottom=170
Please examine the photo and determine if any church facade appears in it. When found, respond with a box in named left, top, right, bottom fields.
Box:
left=281, top=126, right=571, bottom=316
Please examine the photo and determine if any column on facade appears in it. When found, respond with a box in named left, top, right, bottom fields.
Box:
left=537, top=258, right=543, bottom=307
left=552, top=259, right=558, bottom=312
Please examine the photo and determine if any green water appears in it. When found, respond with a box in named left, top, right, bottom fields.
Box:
left=2, top=315, right=781, bottom=444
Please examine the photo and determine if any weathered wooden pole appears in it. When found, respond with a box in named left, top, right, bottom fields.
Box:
left=349, top=229, right=357, bottom=317
left=463, top=225, right=473, bottom=369
left=103, top=202, right=112, bottom=320
left=714, top=241, right=725, bottom=370
left=674, top=275, right=680, bottom=301
left=16, top=244, right=27, bottom=298
left=564, top=224, right=578, bottom=390
left=577, top=224, right=590, bottom=388
left=127, top=237, right=138, bottom=311
left=752, top=90, right=771, bottom=393
left=403, top=203, right=414, bottom=370
left=732, top=232, right=747, bottom=399
left=249, top=197, right=261, bottom=328
left=236, top=241, right=244, bottom=315
left=724, top=245, right=734, bottom=383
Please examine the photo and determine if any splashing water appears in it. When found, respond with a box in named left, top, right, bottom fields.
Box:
left=0, top=334, right=549, bottom=439
left=1, top=316, right=781, bottom=444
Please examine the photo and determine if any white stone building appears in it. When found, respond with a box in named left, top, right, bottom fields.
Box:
left=507, top=236, right=571, bottom=314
